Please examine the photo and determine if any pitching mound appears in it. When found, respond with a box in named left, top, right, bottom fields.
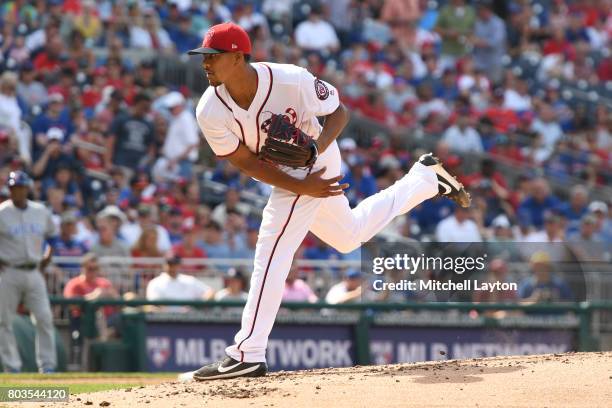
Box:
left=48, top=352, right=612, bottom=407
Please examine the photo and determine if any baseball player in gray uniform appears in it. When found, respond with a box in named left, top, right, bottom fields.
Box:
left=0, top=171, right=58, bottom=373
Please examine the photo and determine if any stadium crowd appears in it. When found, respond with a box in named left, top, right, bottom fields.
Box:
left=0, top=0, right=610, bottom=302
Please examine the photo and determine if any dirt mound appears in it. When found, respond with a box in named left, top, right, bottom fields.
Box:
left=42, top=352, right=612, bottom=407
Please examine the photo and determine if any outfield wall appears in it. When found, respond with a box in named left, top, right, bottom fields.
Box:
left=48, top=299, right=612, bottom=372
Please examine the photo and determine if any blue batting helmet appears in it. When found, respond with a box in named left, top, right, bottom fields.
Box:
left=7, top=171, right=33, bottom=189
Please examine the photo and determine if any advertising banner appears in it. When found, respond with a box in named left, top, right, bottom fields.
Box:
left=145, top=320, right=575, bottom=371
left=369, top=327, right=575, bottom=364
left=145, top=322, right=356, bottom=372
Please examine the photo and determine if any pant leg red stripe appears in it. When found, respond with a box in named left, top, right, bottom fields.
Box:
left=236, top=194, right=301, bottom=354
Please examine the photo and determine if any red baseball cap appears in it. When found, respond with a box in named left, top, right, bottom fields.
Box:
left=188, top=22, right=251, bottom=56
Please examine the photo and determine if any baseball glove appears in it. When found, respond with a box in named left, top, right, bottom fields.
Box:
left=259, top=114, right=319, bottom=168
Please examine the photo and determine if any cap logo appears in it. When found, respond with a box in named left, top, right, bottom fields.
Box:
left=232, top=44, right=237, bottom=49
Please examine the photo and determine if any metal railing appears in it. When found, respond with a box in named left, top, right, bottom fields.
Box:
left=47, top=256, right=360, bottom=298
left=47, top=254, right=612, bottom=332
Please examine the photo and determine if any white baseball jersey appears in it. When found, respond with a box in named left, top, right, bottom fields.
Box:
left=195, top=62, right=438, bottom=364
left=197, top=62, right=340, bottom=160
left=0, top=200, right=57, bottom=265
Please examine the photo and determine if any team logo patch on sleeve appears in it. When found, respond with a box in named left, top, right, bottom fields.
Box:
left=314, top=78, right=329, bottom=100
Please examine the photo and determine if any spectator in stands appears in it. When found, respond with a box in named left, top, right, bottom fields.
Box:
left=49, top=211, right=89, bottom=276
left=146, top=255, right=213, bottom=312
left=502, top=77, right=532, bottom=112
left=530, top=104, right=564, bottom=154
left=524, top=212, right=564, bottom=243
left=167, top=13, right=200, bottom=54
left=588, top=201, right=612, bottom=243
left=543, top=25, right=575, bottom=58
left=211, top=161, right=241, bottom=186
left=304, top=236, right=342, bottom=263
left=435, top=0, right=476, bottom=68
left=158, top=91, right=199, bottom=180
left=96, top=205, right=127, bottom=239
left=90, top=214, right=130, bottom=292
left=0, top=129, right=18, bottom=167
left=472, top=258, right=518, bottom=317
left=411, top=196, right=456, bottom=235
left=172, top=220, right=206, bottom=271
left=282, top=260, right=318, bottom=303
left=120, top=204, right=172, bottom=253
left=342, top=154, right=378, bottom=207
left=95, top=89, right=125, bottom=133
left=73, top=0, right=102, bottom=41
left=130, top=223, right=167, bottom=294
left=384, top=78, right=417, bottom=114
left=131, top=225, right=164, bottom=259
left=130, top=8, right=173, bottom=53
left=235, top=2, right=270, bottom=38
left=63, top=253, right=120, bottom=342
left=568, top=214, right=602, bottom=243
left=558, top=185, right=589, bottom=236
left=43, top=163, right=83, bottom=209
left=32, top=34, right=64, bottom=77
left=380, top=0, right=421, bottom=48
left=134, top=59, right=163, bottom=89
left=463, top=158, right=510, bottom=202
left=63, top=253, right=119, bottom=303
left=17, top=62, right=48, bottom=110
left=325, top=269, right=363, bottom=304
left=67, top=30, right=95, bottom=73
left=472, top=0, right=506, bottom=82
left=91, top=216, right=129, bottom=258
left=232, top=221, right=258, bottom=260
left=211, top=186, right=250, bottom=226
left=518, top=251, right=573, bottom=302
left=488, top=214, right=514, bottom=242
left=30, top=93, right=72, bottom=150
left=374, top=268, right=415, bottom=303
left=517, top=178, right=561, bottom=230
left=442, top=108, right=483, bottom=153
left=474, top=117, right=498, bottom=152
left=465, top=160, right=511, bottom=226
left=435, top=206, right=482, bottom=242
left=199, top=221, right=232, bottom=259
left=433, top=68, right=460, bottom=102
left=214, top=267, right=248, bottom=301
left=165, top=207, right=185, bottom=245
left=32, top=128, right=77, bottom=182
left=224, top=209, right=248, bottom=256
left=294, top=5, right=340, bottom=54
left=105, top=92, right=155, bottom=173
left=0, top=72, right=22, bottom=139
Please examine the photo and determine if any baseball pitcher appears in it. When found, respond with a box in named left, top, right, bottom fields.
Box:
left=185, top=22, right=470, bottom=380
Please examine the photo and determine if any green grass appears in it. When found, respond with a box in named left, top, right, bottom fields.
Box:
left=0, top=372, right=175, bottom=381
left=0, top=372, right=177, bottom=398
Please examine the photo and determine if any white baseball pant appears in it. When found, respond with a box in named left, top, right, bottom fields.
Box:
left=225, top=144, right=438, bottom=362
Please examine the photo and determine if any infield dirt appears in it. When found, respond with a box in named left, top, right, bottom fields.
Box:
left=11, top=352, right=612, bottom=408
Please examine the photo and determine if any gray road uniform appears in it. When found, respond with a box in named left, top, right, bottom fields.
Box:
left=0, top=199, right=58, bottom=372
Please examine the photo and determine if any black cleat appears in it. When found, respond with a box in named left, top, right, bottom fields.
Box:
left=418, top=153, right=471, bottom=208
left=192, top=356, right=267, bottom=381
